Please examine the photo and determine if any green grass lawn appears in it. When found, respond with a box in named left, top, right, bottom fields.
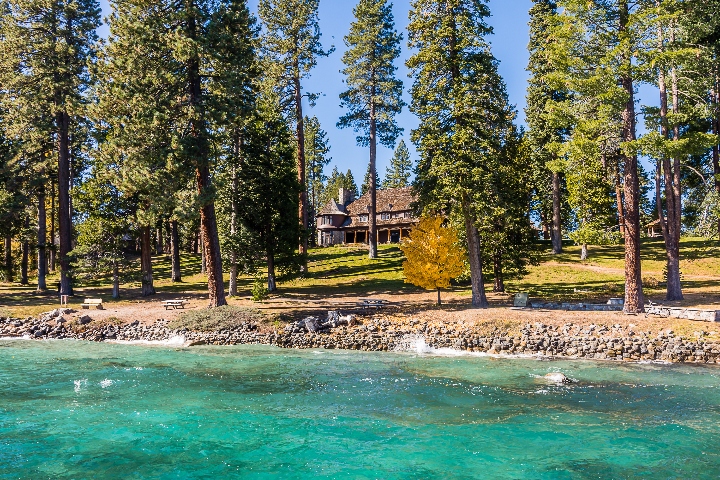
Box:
left=1, top=237, right=719, bottom=317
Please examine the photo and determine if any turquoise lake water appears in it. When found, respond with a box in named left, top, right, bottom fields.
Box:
left=1, top=340, right=720, bottom=479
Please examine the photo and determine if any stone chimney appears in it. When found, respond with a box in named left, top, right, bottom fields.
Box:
left=338, top=187, right=353, bottom=205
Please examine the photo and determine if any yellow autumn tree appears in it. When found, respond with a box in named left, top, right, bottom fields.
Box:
left=400, top=216, right=465, bottom=305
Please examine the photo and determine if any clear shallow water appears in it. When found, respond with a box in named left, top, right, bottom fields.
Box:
left=1, top=340, right=719, bottom=479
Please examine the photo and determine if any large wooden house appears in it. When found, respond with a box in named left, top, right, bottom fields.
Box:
left=316, top=187, right=417, bottom=247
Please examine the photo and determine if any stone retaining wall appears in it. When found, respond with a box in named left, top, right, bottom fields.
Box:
left=1, top=314, right=719, bottom=365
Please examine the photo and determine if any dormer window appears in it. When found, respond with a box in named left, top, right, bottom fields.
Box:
left=380, top=213, right=390, bottom=220
left=359, top=214, right=368, bottom=222
left=321, top=216, right=332, bottom=225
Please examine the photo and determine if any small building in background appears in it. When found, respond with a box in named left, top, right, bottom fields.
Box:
left=316, top=187, right=417, bottom=247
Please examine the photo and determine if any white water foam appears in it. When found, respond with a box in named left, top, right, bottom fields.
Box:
left=106, top=335, right=186, bottom=347
left=99, top=379, right=114, bottom=388
left=0, top=335, right=32, bottom=341
left=74, top=379, right=87, bottom=393
left=393, top=334, right=540, bottom=359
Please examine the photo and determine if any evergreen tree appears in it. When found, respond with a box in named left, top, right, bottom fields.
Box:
left=258, top=0, right=332, bottom=269
left=549, top=0, right=648, bottom=312
left=98, top=0, right=256, bottom=307
left=408, top=0, right=517, bottom=308
left=343, top=169, right=359, bottom=199
left=338, top=0, right=404, bottom=259
left=304, top=116, right=332, bottom=238
left=525, top=0, right=569, bottom=254
left=236, top=95, right=302, bottom=292
left=361, top=162, right=381, bottom=196
left=382, top=139, right=412, bottom=188
left=0, top=0, right=101, bottom=296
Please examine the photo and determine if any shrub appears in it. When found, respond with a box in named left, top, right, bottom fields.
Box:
left=251, top=276, right=268, bottom=302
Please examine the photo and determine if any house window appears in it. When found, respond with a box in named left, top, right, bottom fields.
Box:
left=359, top=214, right=368, bottom=222
left=380, top=213, right=390, bottom=220
left=321, top=216, right=332, bottom=225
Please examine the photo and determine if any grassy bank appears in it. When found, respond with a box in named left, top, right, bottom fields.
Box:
left=1, top=237, right=719, bottom=318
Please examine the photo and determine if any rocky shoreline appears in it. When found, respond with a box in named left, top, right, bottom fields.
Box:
left=2, top=309, right=720, bottom=364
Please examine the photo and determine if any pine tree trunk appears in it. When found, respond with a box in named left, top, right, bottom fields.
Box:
left=21, top=216, right=29, bottom=285
left=713, top=68, right=720, bottom=237
left=186, top=3, right=225, bottom=308
left=155, top=224, right=163, bottom=255
left=493, top=250, right=505, bottom=293
left=437, top=288, right=441, bottom=306
left=294, top=67, right=308, bottom=271
left=368, top=99, right=378, bottom=259
left=4, top=236, right=12, bottom=282
left=112, top=261, right=120, bottom=299
left=615, top=175, right=625, bottom=235
left=462, top=200, right=488, bottom=308
left=663, top=58, right=683, bottom=300
left=141, top=225, right=155, bottom=296
left=580, top=244, right=588, bottom=260
left=200, top=228, right=206, bottom=274
left=49, top=177, right=56, bottom=273
left=196, top=160, right=226, bottom=308
left=619, top=1, right=644, bottom=313
left=229, top=161, right=238, bottom=296
left=267, top=245, right=276, bottom=292
left=37, top=187, right=47, bottom=291
left=170, top=220, right=181, bottom=282
left=551, top=170, right=563, bottom=254
left=57, top=109, right=73, bottom=296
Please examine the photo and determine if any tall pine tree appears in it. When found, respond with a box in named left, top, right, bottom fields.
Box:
left=383, top=139, right=412, bottom=188
left=408, top=0, right=516, bottom=308
left=0, top=0, right=101, bottom=296
left=525, top=0, right=568, bottom=254
left=338, top=0, right=404, bottom=259
left=258, top=0, right=332, bottom=270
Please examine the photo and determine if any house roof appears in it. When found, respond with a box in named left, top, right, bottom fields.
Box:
left=318, top=199, right=347, bottom=216
left=345, top=187, right=415, bottom=216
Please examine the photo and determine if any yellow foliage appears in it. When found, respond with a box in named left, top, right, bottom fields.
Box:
left=400, top=216, right=465, bottom=292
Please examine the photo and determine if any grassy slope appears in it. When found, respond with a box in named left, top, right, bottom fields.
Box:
left=1, top=238, right=719, bottom=317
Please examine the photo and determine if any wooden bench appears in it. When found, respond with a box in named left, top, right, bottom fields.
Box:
left=357, top=298, right=387, bottom=310
left=162, top=300, right=189, bottom=310
left=82, top=298, right=103, bottom=310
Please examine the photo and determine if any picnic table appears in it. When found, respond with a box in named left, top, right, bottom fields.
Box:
left=82, top=298, right=103, bottom=310
left=357, top=298, right=388, bottom=310
left=162, top=299, right=189, bottom=310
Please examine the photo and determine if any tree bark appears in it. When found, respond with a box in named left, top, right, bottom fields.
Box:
left=462, top=200, right=488, bottom=308
left=437, top=288, right=441, bottom=306
left=580, top=243, right=588, bottom=261
left=294, top=66, right=308, bottom=271
left=21, top=216, right=29, bottom=285
left=267, top=248, right=276, bottom=293
left=170, top=220, right=181, bottom=282
left=619, top=1, right=644, bottom=313
left=57, top=109, right=73, bottom=296
left=156, top=224, right=163, bottom=255
left=551, top=170, right=563, bottom=254
left=112, top=261, right=120, bottom=299
left=368, top=98, right=378, bottom=259
left=615, top=174, right=625, bottom=235
left=200, top=228, right=206, bottom=274
left=141, top=225, right=155, bottom=297
left=229, top=156, right=239, bottom=296
left=713, top=67, right=720, bottom=237
left=37, top=186, right=47, bottom=291
left=493, top=250, right=505, bottom=293
left=49, top=177, right=56, bottom=273
left=4, top=236, right=12, bottom=282
left=187, top=2, right=225, bottom=307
